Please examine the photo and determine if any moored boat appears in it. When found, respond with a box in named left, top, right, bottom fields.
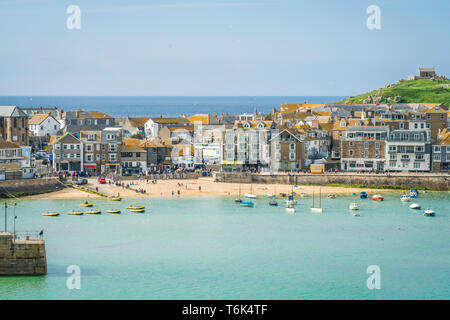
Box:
left=244, top=193, right=257, bottom=199
left=80, top=202, right=93, bottom=207
left=240, top=201, right=254, bottom=208
left=410, top=189, right=419, bottom=198
left=409, top=203, right=421, bottom=210
left=285, top=204, right=296, bottom=213
left=107, top=197, right=122, bottom=201
left=126, top=206, right=145, bottom=210
left=86, top=210, right=101, bottom=214
left=42, top=212, right=59, bottom=217
left=327, top=194, right=336, bottom=199
left=67, top=211, right=84, bottom=215
left=130, top=208, right=145, bottom=213
left=360, top=191, right=368, bottom=199
left=269, top=200, right=278, bottom=206
left=107, top=209, right=121, bottom=214
left=353, top=213, right=360, bottom=217
left=285, top=194, right=297, bottom=206
left=349, top=202, right=359, bottom=210
left=423, top=209, right=435, bottom=217
left=400, top=194, right=411, bottom=202
left=372, top=194, right=384, bottom=201
left=310, top=189, right=322, bottom=213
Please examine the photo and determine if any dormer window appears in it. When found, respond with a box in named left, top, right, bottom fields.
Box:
left=243, top=122, right=250, bottom=129
left=340, top=121, right=346, bottom=127
left=257, top=123, right=264, bottom=129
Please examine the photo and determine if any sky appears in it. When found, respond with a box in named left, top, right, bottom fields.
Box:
left=0, top=0, right=449, bottom=96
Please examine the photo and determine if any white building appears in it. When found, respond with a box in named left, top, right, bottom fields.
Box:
left=28, top=114, right=61, bottom=137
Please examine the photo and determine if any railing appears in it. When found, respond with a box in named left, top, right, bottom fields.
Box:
left=13, top=230, right=44, bottom=240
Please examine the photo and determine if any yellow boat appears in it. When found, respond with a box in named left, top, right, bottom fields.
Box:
left=126, top=206, right=145, bottom=210
left=42, top=212, right=59, bottom=217
left=108, top=197, right=122, bottom=201
left=107, top=209, right=121, bottom=214
left=130, top=209, right=145, bottom=213
left=80, top=203, right=93, bottom=207
left=86, top=210, right=101, bottom=214
left=67, top=211, right=84, bottom=215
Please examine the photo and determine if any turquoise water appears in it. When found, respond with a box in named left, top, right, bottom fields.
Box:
left=0, top=192, right=449, bottom=300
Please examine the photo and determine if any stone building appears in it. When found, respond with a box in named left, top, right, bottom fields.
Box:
left=0, top=106, right=29, bottom=146
left=269, top=127, right=305, bottom=172
left=50, top=133, right=83, bottom=172
left=432, top=129, right=450, bottom=172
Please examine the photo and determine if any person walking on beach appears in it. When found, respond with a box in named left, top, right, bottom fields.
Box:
left=199, top=185, right=201, bottom=192
left=172, top=191, right=174, bottom=197
left=177, top=190, right=180, bottom=197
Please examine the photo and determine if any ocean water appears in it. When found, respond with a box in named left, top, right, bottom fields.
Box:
left=0, top=96, right=345, bottom=118
left=0, top=192, right=449, bottom=300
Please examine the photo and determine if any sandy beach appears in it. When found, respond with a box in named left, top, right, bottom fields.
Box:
left=26, top=177, right=402, bottom=200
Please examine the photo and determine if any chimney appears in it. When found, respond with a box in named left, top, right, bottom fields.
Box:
left=311, top=120, right=319, bottom=129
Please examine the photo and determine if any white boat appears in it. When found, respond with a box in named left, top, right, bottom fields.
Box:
left=285, top=194, right=297, bottom=206
left=349, top=202, right=359, bottom=210
left=423, top=209, right=435, bottom=217
left=400, top=194, right=411, bottom=202
left=300, top=193, right=308, bottom=197
left=353, top=213, right=360, bottom=217
left=310, top=189, right=322, bottom=213
left=244, top=193, right=257, bottom=199
left=409, top=203, right=421, bottom=210
left=372, top=194, right=384, bottom=201
left=285, top=205, right=296, bottom=213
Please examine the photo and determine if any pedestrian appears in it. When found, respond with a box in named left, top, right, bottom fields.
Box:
left=177, top=190, right=180, bottom=197
left=199, top=185, right=201, bottom=191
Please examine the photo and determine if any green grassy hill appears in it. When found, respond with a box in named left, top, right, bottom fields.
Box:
left=337, top=79, right=450, bottom=106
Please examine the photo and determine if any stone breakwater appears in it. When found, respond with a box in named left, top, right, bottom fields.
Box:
left=0, top=233, right=47, bottom=276
left=0, top=177, right=65, bottom=197
left=214, top=173, right=450, bottom=191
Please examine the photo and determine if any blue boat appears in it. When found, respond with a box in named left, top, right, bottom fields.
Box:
left=410, top=189, right=419, bottom=198
left=241, top=201, right=254, bottom=208
left=360, top=192, right=368, bottom=199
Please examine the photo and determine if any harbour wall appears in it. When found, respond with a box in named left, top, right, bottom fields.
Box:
left=0, top=233, right=47, bottom=276
left=213, top=173, right=450, bottom=191
left=0, top=178, right=65, bottom=197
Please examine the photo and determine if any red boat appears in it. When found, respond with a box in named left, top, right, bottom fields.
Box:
left=372, top=194, right=384, bottom=201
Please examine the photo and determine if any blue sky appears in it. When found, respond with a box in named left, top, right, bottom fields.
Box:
left=0, top=0, right=449, bottom=96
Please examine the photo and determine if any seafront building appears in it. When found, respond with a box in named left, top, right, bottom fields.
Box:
left=0, top=101, right=449, bottom=179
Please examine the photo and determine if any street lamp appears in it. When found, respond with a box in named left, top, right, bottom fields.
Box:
left=13, top=203, right=17, bottom=243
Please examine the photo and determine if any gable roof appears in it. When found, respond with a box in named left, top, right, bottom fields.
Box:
left=0, top=106, right=27, bottom=117
left=28, top=113, right=57, bottom=125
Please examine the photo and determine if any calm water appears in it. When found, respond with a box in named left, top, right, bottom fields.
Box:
left=0, top=96, right=344, bottom=118
left=0, top=192, right=449, bottom=300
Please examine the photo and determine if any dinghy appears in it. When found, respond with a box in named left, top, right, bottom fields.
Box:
left=42, top=212, right=59, bottom=217
left=349, top=202, right=359, bottom=210
left=372, top=194, right=384, bottom=201
left=240, top=201, right=254, bottom=208
left=423, top=209, right=435, bottom=217
left=400, top=194, right=411, bottom=202
left=310, top=189, right=322, bottom=213
left=409, top=203, right=421, bottom=210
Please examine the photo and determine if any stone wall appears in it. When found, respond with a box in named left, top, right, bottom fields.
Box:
left=213, top=172, right=450, bottom=191
left=0, top=177, right=64, bottom=196
left=0, top=233, right=47, bottom=275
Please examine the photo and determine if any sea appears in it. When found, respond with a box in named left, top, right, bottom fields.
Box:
left=0, top=96, right=345, bottom=118
left=0, top=193, right=449, bottom=300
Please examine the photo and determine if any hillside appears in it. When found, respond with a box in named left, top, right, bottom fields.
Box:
left=337, top=79, right=450, bottom=106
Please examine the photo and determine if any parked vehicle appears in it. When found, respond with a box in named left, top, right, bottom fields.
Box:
left=75, top=178, right=88, bottom=185
left=98, top=177, right=106, bottom=184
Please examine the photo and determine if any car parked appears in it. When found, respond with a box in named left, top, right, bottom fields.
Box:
left=98, top=177, right=106, bottom=184
left=75, top=178, right=88, bottom=185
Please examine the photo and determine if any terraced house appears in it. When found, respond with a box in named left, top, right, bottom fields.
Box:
left=340, top=126, right=388, bottom=172
left=384, top=129, right=431, bottom=172
left=120, top=138, right=147, bottom=175
left=432, top=129, right=450, bottom=172
left=50, top=133, right=83, bottom=172
left=269, top=127, right=304, bottom=172
left=62, top=109, right=115, bottom=134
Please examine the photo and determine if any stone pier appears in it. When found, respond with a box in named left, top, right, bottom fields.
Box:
left=0, top=232, right=47, bottom=275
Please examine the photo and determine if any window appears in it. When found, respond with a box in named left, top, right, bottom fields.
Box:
left=375, top=142, right=380, bottom=149
left=416, top=154, right=424, bottom=160
left=427, top=114, right=431, bottom=120
left=290, top=143, right=295, bottom=150
left=55, top=144, right=61, bottom=150
left=389, top=161, right=396, bottom=167
left=109, top=154, right=117, bottom=162
left=433, top=154, right=441, bottom=162
left=86, top=154, right=93, bottom=162
left=349, top=150, right=353, bottom=156
left=413, top=163, right=420, bottom=169
left=101, top=144, right=105, bottom=151
left=102, top=154, right=106, bottom=161
left=86, top=144, right=93, bottom=152
left=364, top=150, right=368, bottom=158
left=70, top=144, right=75, bottom=150
left=426, top=123, right=430, bottom=129
left=63, top=144, right=68, bottom=150
left=289, top=152, right=295, bottom=160
left=389, top=145, right=396, bottom=152
left=389, top=154, right=396, bottom=160
left=415, top=146, right=424, bottom=152
left=400, top=123, right=404, bottom=129
left=109, top=144, right=116, bottom=152
left=56, top=154, right=60, bottom=159
left=440, top=114, right=445, bottom=120
left=364, top=142, right=369, bottom=149
left=349, top=141, right=353, bottom=146
left=96, top=144, right=100, bottom=151
left=96, top=154, right=100, bottom=161
left=434, top=146, right=441, bottom=153
left=401, top=155, right=410, bottom=160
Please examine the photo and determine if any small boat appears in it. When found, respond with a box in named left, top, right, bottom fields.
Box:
left=327, top=194, right=336, bottom=199
left=285, top=204, right=296, bottom=213
left=107, top=209, right=121, bottom=214
left=269, top=200, right=278, bottom=206
left=80, top=203, right=93, bottom=207
left=126, top=206, right=145, bottom=210
left=372, top=194, right=384, bottom=201
left=310, top=189, right=323, bottom=213
left=240, top=201, right=254, bottom=208
left=266, top=193, right=275, bottom=199
left=360, top=192, right=368, bottom=199
left=285, top=195, right=297, bottom=206
left=235, top=177, right=242, bottom=203
left=86, top=210, right=101, bottom=214
left=42, top=212, right=59, bottom=216
left=130, top=208, right=145, bottom=213
left=409, top=203, right=421, bottom=210
left=107, top=197, right=122, bottom=201
left=349, top=202, right=359, bottom=210
left=300, top=193, right=308, bottom=197
left=67, top=211, right=84, bottom=215
left=423, top=209, right=435, bottom=217
left=353, top=213, right=360, bottom=217
left=234, top=199, right=242, bottom=203
left=400, top=194, right=411, bottom=202
left=410, top=189, right=419, bottom=198
left=244, top=193, right=257, bottom=199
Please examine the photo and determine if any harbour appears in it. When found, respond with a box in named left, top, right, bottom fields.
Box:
left=0, top=192, right=448, bottom=299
